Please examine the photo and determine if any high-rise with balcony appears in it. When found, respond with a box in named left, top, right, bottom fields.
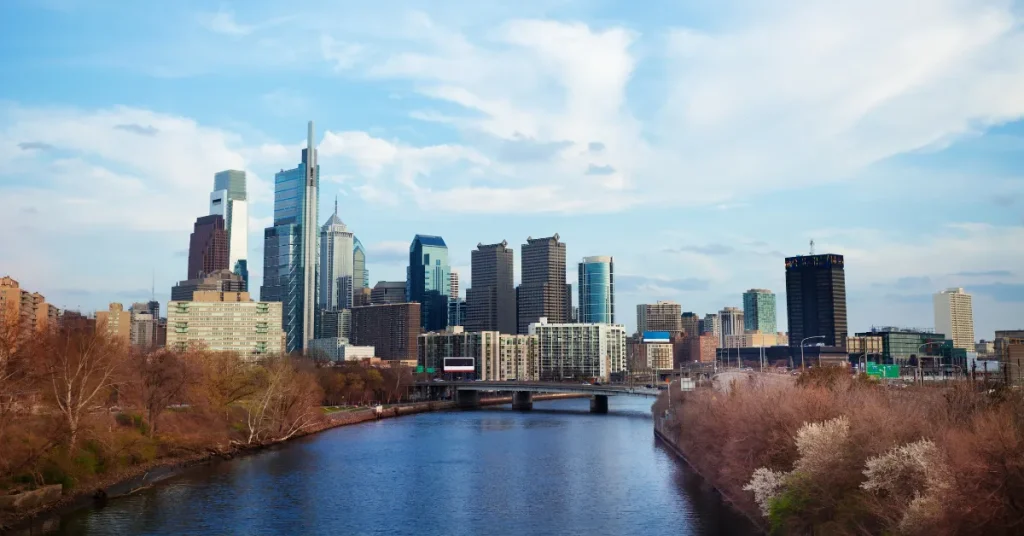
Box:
left=785, top=253, right=848, bottom=349
left=934, top=288, right=975, bottom=350
left=517, top=235, right=567, bottom=333
left=261, top=121, right=319, bottom=353
left=319, top=200, right=354, bottom=311
left=187, top=215, right=229, bottom=280
left=407, top=235, right=451, bottom=332
left=742, top=289, right=777, bottom=333
left=466, top=241, right=516, bottom=334
left=637, top=301, right=682, bottom=334
left=0, top=276, right=57, bottom=333
left=167, top=291, right=284, bottom=361
left=209, top=170, right=248, bottom=288
left=578, top=256, right=614, bottom=324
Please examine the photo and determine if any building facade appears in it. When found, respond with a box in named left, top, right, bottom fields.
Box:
left=450, top=271, right=459, bottom=301
left=528, top=318, right=626, bottom=382
left=418, top=328, right=502, bottom=380
left=209, top=169, right=249, bottom=287
left=407, top=235, right=451, bottom=332
left=719, top=307, right=744, bottom=347
left=933, top=288, right=975, bottom=350
left=578, top=256, right=614, bottom=324
left=96, top=302, right=131, bottom=342
left=371, top=281, right=408, bottom=305
left=187, top=214, right=229, bottom=280
left=261, top=121, right=320, bottom=354
left=637, top=301, right=683, bottom=335
left=350, top=302, right=420, bottom=362
left=517, top=235, right=567, bottom=333
left=166, top=291, right=284, bottom=361
left=681, top=312, right=701, bottom=338
left=702, top=313, right=721, bottom=338
left=353, top=237, right=369, bottom=291
left=129, top=301, right=161, bottom=350
left=448, top=299, right=467, bottom=327
left=854, top=327, right=945, bottom=364
left=742, top=289, right=777, bottom=333
left=319, top=308, right=351, bottom=341
left=466, top=241, right=516, bottom=334
left=319, top=203, right=355, bottom=311
left=308, top=337, right=374, bottom=362
left=785, top=253, right=848, bottom=349
left=0, top=276, right=57, bottom=334
left=500, top=334, right=539, bottom=381
left=171, top=269, right=246, bottom=302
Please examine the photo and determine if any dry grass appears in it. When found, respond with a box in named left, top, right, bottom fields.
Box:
left=669, top=368, right=1024, bottom=535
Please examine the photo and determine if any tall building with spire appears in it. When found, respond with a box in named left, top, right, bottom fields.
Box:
left=209, top=170, right=248, bottom=288
left=319, top=198, right=354, bottom=311
left=261, top=121, right=319, bottom=353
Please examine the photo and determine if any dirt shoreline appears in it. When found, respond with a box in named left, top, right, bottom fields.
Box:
left=1, top=393, right=584, bottom=534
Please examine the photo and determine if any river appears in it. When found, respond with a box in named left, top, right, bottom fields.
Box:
left=40, top=397, right=757, bottom=535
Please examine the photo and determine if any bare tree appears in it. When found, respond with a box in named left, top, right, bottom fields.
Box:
left=40, top=327, right=124, bottom=448
left=243, top=357, right=323, bottom=445
left=131, top=349, right=191, bottom=436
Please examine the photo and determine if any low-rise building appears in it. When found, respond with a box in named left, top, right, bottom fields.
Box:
left=309, top=337, right=374, bottom=361
left=0, top=276, right=57, bottom=333
left=499, top=333, right=539, bottom=381
left=166, top=291, right=284, bottom=361
left=418, top=327, right=501, bottom=379
left=96, top=302, right=131, bottom=343
left=529, top=317, right=626, bottom=382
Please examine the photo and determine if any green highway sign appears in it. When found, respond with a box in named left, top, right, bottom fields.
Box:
left=866, top=363, right=899, bottom=379
left=426, top=368, right=436, bottom=374
left=416, top=366, right=424, bottom=373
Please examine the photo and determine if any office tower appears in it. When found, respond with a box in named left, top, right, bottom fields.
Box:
left=578, top=256, right=614, bottom=324
left=350, top=302, right=420, bottom=362
left=450, top=271, right=459, bottom=301
left=129, top=302, right=160, bottom=349
left=448, top=299, right=467, bottom=327
left=785, top=254, right=848, bottom=349
left=466, top=241, right=516, bottom=334
left=209, top=170, right=249, bottom=288
left=96, top=303, right=131, bottom=342
left=0, top=276, right=57, bottom=333
left=681, top=312, right=700, bottom=338
left=742, top=289, right=777, bottom=333
left=565, top=284, right=574, bottom=323
left=407, top=235, right=451, bottom=332
left=261, top=121, right=320, bottom=353
left=517, top=234, right=567, bottom=333
left=171, top=269, right=247, bottom=301
left=167, top=291, right=284, bottom=361
left=702, top=313, right=720, bottom=338
left=353, top=287, right=372, bottom=307
left=319, top=309, right=352, bottom=340
left=353, top=237, right=369, bottom=290
left=372, top=281, right=408, bottom=305
left=637, top=301, right=683, bottom=334
left=719, top=307, right=744, bottom=347
left=529, top=318, right=626, bottom=382
left=187, top=215, right=229, bottom=280
left=933, top=288, right=975, bottom=349
left=319, top=200, right=354, bottom=311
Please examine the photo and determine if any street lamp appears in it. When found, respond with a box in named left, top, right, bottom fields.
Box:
left=801, top=335, right=826, bottom=370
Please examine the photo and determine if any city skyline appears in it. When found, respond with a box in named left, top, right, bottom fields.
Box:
left=2, top=2, right=1023, bottom=338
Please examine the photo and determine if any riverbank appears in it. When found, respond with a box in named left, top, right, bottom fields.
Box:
left=2, top=394, right=585, bottom=534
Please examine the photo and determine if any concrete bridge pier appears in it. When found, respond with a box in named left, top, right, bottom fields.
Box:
left=456, top=390, right=481, bottom=409
left=512, top=391, right=533, bottom=411
left=590, top=395, right=609, bottom=414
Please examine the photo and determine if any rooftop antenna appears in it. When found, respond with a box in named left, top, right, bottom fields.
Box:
left=809, top=239, right=815, bottom=255
left=334, top=195, right=338, bottom=216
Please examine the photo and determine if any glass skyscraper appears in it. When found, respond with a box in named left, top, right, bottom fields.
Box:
left=743, top=288, right=777, bottom=333
left=578, top=256, right=614, bottom=324
left=353, top=237, right=369, bottom=290
left=319, top=200, right=354, bottom=311
left=407, top=235, right=450, bottom=332
left=261, top=121, right=319, bottom=353
left=210, top=170, right=248, bottom=289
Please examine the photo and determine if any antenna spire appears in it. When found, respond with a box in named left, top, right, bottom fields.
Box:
left=809, top=239, right=815, bottom=255
left=334, top=195, right=338, bottom=216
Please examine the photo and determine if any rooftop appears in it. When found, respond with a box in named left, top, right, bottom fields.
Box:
left=413, top=235, right=447, bottom=248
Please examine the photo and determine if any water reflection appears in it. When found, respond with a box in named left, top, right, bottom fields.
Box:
left=38, top=397, right=756, bottom=536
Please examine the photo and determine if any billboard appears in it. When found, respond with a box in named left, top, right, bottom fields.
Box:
left=443, top=357, right=475, bottom=372
left=643, top=331, right=671, bottom=343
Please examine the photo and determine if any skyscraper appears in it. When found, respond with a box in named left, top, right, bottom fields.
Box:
left=637, top=301, right=682, bottom=334
left=209, top=170, right=248, bottom=287
left=466, top=241, right=515, bottom=334
left=719, top=306, right=744, bottom=347
left=578, top=256, right=614, bottom=324
left=785, top=253, right=848, bottom=349
left=934, top=288, right=975, bottom=349
left=702, top=313, right=721, bottom=339
left=450, top=270, right=460, bottom=301
left=261, top=121, right=319, bottom=353
left=681, top=312, right=700, bottom=338
left=517, top=234, right=567, bottom=333
left=187, top=215, right=229, bottom=280
left=407, top=235, right=451, bottom=332
left=742, top=289, right=777, bottom=333
left=353, top=237, right=369, bottom=290
left=319, top=199, right=354, bottom=311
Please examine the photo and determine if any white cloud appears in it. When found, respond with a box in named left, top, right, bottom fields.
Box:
left=198, top=10, right=254, bottom=36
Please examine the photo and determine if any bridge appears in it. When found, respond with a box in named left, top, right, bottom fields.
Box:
left=416, top=381, right=662, bottom=413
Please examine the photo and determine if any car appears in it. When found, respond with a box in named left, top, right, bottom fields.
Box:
left=592, top=381, right=603, bottom=386
left=433, top=378, right=444, bottom=382
left=506, top=378, right=518, bottom=382
left=582, top=382, right=591, bottom=385
left=645, top=384, right=654, bottom=389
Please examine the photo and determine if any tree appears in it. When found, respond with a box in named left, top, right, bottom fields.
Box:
left=130, top=349, right=191, bottom=436
left=243, top=357, right=323, bottom=445
left=191, top=351, right=259, bottom=421
left=39, top=327, right=125, bottom=448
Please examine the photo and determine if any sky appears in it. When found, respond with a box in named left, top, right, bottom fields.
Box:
left=1, top=0, right=1023, bottom=338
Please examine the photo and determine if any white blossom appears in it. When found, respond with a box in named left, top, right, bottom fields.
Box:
left=743, top=467, right=789, bottom=516
left=793, top=416, right=850, bottom=476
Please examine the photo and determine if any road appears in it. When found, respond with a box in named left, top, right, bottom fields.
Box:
left=712, top=370, right=795, bottom=393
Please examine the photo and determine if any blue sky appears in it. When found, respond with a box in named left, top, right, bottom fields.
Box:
left=1, top=0, right=1023, bottom=338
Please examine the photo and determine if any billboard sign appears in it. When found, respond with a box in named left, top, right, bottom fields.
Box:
left=643, top=331, right=671, bottom=343
left=443, top=357, right=475, bottom=372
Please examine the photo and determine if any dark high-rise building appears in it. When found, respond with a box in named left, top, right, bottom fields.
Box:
left=466, top=241, right=515, bottom=334
left=785, top=254, right=848, bottom=349
left=681, top=312, right=700, bottom=338
left=187, top=214, right=229, bottom=280
left=371, top=281, right=408, bottom=305
left=407, top=235, right=451, bottom=332
left=350, top=302, right=420, bottom=362
left=517, top=234, right=567, bottom=333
